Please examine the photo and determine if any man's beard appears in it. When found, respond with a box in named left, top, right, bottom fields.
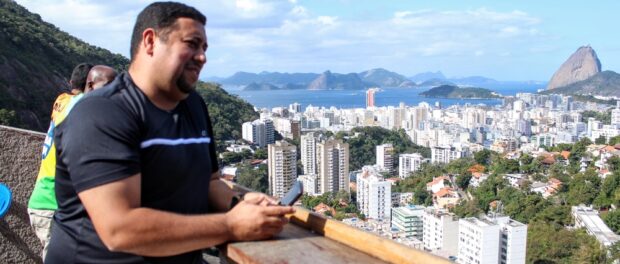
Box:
left=177, top=73, right=196, bottom=94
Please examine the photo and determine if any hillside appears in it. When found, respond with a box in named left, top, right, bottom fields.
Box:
left=0, top=0, right=128, bottom=131
left=419, top=85, right=502, bottom=99
left=541, top=71, right=620, bottom=97
left=243, top=82, right=279, bottom=91
left=0, top=0, right=258, bottom=141
left=307, top=70, right=372, bottom=90
left=358, top=68, right=413, bottom=87
left=196, top=82, right=259, bottom=142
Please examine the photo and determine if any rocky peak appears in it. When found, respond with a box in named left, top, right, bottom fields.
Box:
left=547, top=46, right=602, bottom=90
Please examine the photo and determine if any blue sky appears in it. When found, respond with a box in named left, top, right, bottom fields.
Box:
left=14, top=0, right=620, bottom=81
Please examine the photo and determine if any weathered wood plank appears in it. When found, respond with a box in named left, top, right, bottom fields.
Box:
left=227, top=224, right=387, bottom=264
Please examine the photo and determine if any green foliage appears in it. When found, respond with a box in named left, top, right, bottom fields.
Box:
left=566, top=169, right=601, bottom=206
left=300, top=191, right=362, bottom=220
left=393, top=163, right=444, bottom=205
left=594, top=172, right=620, bottom=208
left=419, top=85, right=502, bottom=99
left=455, top=173, right=472, bottom=190
left=527, top=221, right=606, bottom=263
left=221, top=150, right=253, bottom=166
left=609, top=135, right=620, bottom=146
left=452, top=199, right=483, bottom=218
left=474, top=149, right=493, bottom=166
left=337, top=126, right=430, bottom=171
left=235, top=163, right=268, bottom=193
left=195, top=82, right=259, bottom=142
left=596, top=135, right=608, bottom=145
left=254, top=148, right=267, bottom=159
left=0, top=0, right=129, bottom=130
left=603, top=210, right=620, bottom=233
left=582, top=110, right=612, bottom=124
left=0, top=108, right=19, bottom=126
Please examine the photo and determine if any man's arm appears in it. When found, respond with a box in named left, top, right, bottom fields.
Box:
left=207, top=171, right=279, bottom=212
left=79, top=172, right=294, bottom=257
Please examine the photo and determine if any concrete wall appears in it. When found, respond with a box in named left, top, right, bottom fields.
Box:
left=0, top=125, right=45, bottom=264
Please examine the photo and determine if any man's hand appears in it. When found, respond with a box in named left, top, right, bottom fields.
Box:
left=242, top=192, right=278, bottom=206
left=224, top=195, right=295, bottom=241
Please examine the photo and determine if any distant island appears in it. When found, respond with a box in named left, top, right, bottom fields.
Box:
left=419, top=85, right=502, bottom=99
left=243, top=82, right=280, bottom=91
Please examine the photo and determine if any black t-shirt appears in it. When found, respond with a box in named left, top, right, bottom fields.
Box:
left=47, top=72, right=219, bottom=264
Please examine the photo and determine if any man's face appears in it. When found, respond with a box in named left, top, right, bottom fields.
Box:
left=153, top=18, right=207, bottom=98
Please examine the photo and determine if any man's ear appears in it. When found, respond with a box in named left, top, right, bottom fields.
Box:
left=142, top=28, right=156, bottom=57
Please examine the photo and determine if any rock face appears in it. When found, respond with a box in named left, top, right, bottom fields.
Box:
left=547, top=46, right=602, bottom=90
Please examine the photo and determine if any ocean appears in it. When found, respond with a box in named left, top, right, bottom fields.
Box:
left=223, top=84, right=544, bottom=110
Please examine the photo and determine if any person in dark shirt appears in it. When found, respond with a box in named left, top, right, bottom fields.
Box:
left=46, top=2, right=294, bottom=264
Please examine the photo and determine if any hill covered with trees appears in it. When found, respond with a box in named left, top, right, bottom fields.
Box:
left=0, top=0, right=258, bottom=142
left=0, top=0, right=128, bottom=130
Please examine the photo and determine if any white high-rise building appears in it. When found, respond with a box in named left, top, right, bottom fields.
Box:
left=242, top=119, right=275, bottom=148
left=431, top=145, right=469, bottom=164
left=612, top=101, right=620, bottom=128
left=391, top=205, right=425, bottom=240
left=458, top=215, right=527, bottom=264
left=376, top=143, right=394, bottom=174
left=317, top=139, right=349, bottom=194
left=398, top=153, right=426, bottom=179
left=298, top=174, right=318, bottom=196
left=422, top=208, right=459, bottom=256
left=357, top=166, right=392, bottom=219
left=300, top=133, right=318, bottom=175
left=458, top=217, right=500, bottom=264
left=268, top=141, right=297, bottom=198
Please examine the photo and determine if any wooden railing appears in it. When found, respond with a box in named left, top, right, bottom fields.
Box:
left=223, top=181, right=452, bottom=264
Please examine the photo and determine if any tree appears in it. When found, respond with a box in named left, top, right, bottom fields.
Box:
left=253, top=148, right=267, bottom=159
left=0, top=108, right=19, bottom=126
left=608, top=156, right=620, bottom=173
left=596, top=136, right=608, bottom=145
left=455, top=173, right=472, bottom=190
left=235, top=163, right=268, bottom=193
left=604, top=209, right=620, bottom=233
left=474, top=149, right=492, bottom=166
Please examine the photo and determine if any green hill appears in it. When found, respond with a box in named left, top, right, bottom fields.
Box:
left=419, top=85, right=502, bottom=99
left=0, top=0, right=128, bottom=130
left=0, top=0, right=258, bottom=141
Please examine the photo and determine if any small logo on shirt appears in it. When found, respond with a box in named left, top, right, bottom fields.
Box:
left=201, top=130, right=207, bottom=136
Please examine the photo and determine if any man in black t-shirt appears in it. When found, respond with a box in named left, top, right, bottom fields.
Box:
left=46, top=2, right=294, bottom=264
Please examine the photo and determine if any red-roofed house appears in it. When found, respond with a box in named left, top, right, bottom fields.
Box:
left=426, top=176, right=450, bottom=194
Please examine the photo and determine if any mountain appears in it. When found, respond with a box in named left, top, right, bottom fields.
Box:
left=0, top=0, right=258, bottom=141
left=409, top=71, right=446, bottom=83
left=358, top=68, right=412, bottom=87
left=541, top=71, right=620, bottom=97
left=547, top=46, right=601, bottom=90
left=418, top=78, right=454, bottom=87
left=419, top=85, right=502, bottom=99
left=307, top=71, right=371, bottom=90
left=219, top=71, right=318, bottom=86
left=243, top=82, right=279, bottom=91
left=0, top=0, right=128, bottom=130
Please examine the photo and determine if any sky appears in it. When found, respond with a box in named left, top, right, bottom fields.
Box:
left=14, top=0, right=620, bottom=81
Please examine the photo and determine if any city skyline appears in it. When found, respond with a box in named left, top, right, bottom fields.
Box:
left=14, top=0, right=620, bottom=81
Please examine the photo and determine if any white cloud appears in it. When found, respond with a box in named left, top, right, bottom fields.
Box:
left=14, top=1, right=552, bottom=79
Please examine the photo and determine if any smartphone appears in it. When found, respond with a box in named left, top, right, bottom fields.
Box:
left=278, top=181, right=303, bottom=206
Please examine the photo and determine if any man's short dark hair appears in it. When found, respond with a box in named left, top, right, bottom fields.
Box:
left=130, top=1, right=206, bottom=61
left=70, top=63, right=94, bottom=91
